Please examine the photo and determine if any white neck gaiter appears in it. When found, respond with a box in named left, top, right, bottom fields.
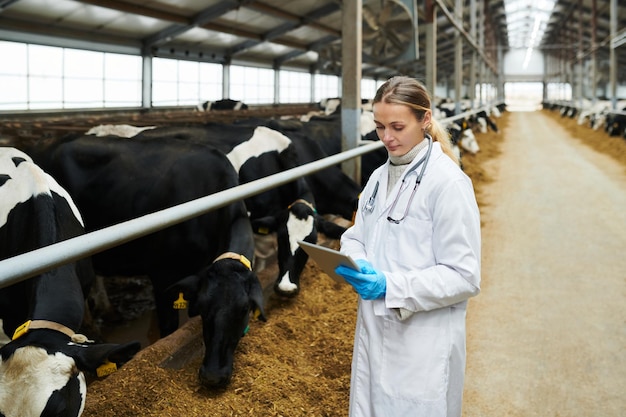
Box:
left=386, top=138, right=429, bottom=198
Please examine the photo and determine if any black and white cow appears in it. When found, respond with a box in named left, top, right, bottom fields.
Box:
left=269, top=112, right=387, bottom=185
left=196, top=98, right=248, bottom=112
left=131, top=124, right=346, bottom=298
left=29, top=137, right=266, bottom=388
left=605, top=112, right=626, bottom=137
left=446, top=119, right=480, bottom=155
left=0, top=147, right=140, bottom=417
left=554, top=99, right=626, bottom=132
left=469, top=110, right=499, bottom=133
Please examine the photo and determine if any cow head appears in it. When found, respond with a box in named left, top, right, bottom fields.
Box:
left=0, top=328, right=140, bottom=417
left=460, top=128, right=480, bottom=154
left=253, top=199, right=347, bottom=298
left=448, top=119, right=479, bottom=155
left=272, top=199, right=318, bottom=297
left=170, top=253, right=266, bottom=388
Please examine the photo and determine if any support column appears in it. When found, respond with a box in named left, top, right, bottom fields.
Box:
left=497, top=44, right=504, bottom=103
left=477, top=0, right=485, bottom=106
left=609, top=0, right=616, bottom=109
left=274, top=65, right=280, bottom=104
left=454, top=0, right=463, bottom=113
left=222, top=63, right=230, bottom=99
left=341, top=0, right=362, bottom=184
left=577, top=0, right=584, bottom=108
left=141, top=55, right=152, bottom=108
left=469, top=0, right=477, bottom=108
left=591, top=0, right=597, bottom=103
left=425, top=0, right=437, bottom=103
left=543, top=53, right=549, bottom=102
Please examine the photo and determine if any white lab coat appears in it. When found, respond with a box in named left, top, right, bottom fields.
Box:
left=340, top=141, right=481, bottom=417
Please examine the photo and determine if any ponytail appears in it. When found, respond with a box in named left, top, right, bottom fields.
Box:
left=427, top=117, right=459, bottom=166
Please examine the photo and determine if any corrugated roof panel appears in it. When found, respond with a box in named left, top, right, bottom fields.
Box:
left=96, top=14, right=174, bottom=37
left=175, top=27, right=246, bottom=48
left=245, top=41, right=294, bottom=56
left=138, top=0, right=208, bottom=14
left=280, top=25, right=338, bottom=45
left=2, top=0, right=88, bottom=21
left=315, top=11, right=343, bottom=29
left=217, top=8, right=285, bottom=34
left=262, top=0, right=334, bottom=16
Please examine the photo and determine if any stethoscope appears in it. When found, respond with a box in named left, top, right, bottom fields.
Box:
left=362, top=135, right=433, bottom=223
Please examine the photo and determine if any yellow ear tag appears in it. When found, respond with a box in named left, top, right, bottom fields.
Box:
left=239, top=255, right=252, bottom=270
left=252, top=308, right=261, bottom=320
left=173, top=292, right=188, bottom=310
left=96, top=360, right=118, bottom=378
left=12, top=320, right=31, bottom=340
left=257, top=226, right=269, bottom=235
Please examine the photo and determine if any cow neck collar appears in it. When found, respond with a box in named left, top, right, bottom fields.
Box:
left=214, top=252, right=252, bottom=271
left=12, top=319, right=93, bottom=344
left=288, top=198, right=316, bottom=213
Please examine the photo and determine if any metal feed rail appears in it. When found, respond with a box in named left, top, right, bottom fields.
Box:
left=0, top=141, right=382, bottom=289
left=0, top=104, right=501, bottom=288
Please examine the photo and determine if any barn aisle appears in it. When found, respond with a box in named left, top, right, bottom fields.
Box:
left=463, top=111, right=626, bottom=416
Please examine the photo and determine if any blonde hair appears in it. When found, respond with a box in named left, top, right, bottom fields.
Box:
left=373, top=76, right=459, bottom=165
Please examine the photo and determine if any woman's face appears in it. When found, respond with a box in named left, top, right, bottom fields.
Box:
left=373, top=101, right=431, bottom=157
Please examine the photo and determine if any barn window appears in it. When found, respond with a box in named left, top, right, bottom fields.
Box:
left=314, top=74, right=340, bottom=102
left=0, top=41, right=141, bottom=110
left=230, top=65, right=274, bottom=104
left=278, top=70, right=311, bottom=103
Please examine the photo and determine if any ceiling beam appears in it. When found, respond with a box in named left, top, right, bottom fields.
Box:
left=227, top=3, right=340, bottom=57
left=77, top=0, right=188, bottom=23
left=0, top=17, right=141, bottom=49
left=142, top=0, right=256, bottom=50
left=246, top=1, right=339, bottom=35
left=200, top=21, right=304, bottom=50
left=0, top=0, right=20, bottom=12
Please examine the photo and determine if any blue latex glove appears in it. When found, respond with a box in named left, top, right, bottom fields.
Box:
left=335, top=262, right=386, bottom=300
left=355, top=259, right=376, bottom=274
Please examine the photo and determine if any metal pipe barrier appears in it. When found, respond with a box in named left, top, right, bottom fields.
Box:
left=0, top=104, right=501, bottom=288
left=0, top=142, right=382, bottom=289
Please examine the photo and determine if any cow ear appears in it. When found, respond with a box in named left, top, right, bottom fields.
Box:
left=71, top=341, right=141, bottom=375
left=168, top=274, right=202, bottom=317
left=315, top=215, right=347, bottom=239
left=248, top=275, right=267, bottom=322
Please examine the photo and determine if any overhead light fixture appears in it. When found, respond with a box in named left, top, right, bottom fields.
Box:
left=523, top=15, right=542, bottom=68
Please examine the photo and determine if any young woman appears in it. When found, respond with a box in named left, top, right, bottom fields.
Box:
left=335, top=76, right=481, bottom=417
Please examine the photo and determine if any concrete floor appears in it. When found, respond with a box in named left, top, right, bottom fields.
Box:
left=463, top=111, right=626, bottom=416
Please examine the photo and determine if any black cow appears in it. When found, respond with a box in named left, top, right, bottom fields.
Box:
left=0, top=147, right=140, bottom=417
left=29, top=137, right=266, bottom=388
left=132, top=124, right=346, bottom=298
left=605, top=112, right=626, bottom=137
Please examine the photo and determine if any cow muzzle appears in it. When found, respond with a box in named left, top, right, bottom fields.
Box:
left=199, top=365, right=232, bottom=388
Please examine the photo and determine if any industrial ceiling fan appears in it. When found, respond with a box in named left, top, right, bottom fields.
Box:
left=317, top=0, right=416, bottom=71
left=362, top=0, right=415, bottom=63
left=317, top=40, right=343, bottom=72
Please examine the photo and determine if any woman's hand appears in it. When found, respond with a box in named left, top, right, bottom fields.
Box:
left=335, top=263, right=386, bottom=300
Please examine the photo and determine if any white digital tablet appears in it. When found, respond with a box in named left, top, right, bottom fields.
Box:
left=298, top=240, right=360, bottom=284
